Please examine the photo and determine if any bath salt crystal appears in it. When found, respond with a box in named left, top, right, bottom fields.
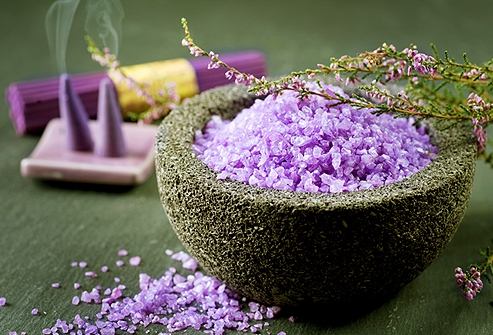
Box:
left=129, top=256, right=141, bottom=266
left=37, top=250, right=284, bottom=335
left=117, top=249, right=128, bottom=257
left=0, top=297, right=6, bottom=307
left=84, top=271, right=97, bottom=278
left=71, top=296, right=80, bottom=306
left=193, top=83, right=437, bottom=193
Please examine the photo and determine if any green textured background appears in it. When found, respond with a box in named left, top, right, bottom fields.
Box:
left=1, top=0, right=493, bottom=334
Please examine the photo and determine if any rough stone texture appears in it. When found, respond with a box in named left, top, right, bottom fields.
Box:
left=155, top=85, right=477, bottom=307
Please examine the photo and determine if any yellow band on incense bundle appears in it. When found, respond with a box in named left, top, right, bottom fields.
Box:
left=109, top=58, right=199, bottom=114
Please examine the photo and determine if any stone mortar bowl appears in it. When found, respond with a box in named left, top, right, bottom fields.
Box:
left=156, top=85, right=477, bottom=307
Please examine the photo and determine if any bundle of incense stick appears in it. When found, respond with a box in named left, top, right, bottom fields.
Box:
left=6, top=51, right=266, bottom=135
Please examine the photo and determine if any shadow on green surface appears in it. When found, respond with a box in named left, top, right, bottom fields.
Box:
left=282, top=295, right=393, bottom=328
left=38, top=179, right=136, bottom=194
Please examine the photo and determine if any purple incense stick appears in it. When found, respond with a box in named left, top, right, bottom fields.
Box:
left=6, top=51, right=266, bottom=135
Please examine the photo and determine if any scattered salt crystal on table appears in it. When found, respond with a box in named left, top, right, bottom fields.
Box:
left=73, top=282, right=81, bottom=290
left=84, top=271, right=97, bottom=278
left=33, top=250, right=285, bottom=335
left=115, top=260, right=124, bottom=267
left=128, top=256, right=141, bottom=266
left=78, top=261, right=87, bottom=269
left=117, top=249, right=128, bottom=257
left=72, top=296, right=80, bottom=306
left=0, top=296, right=6, bottom=307
left=169, top=250, right=198, bottom=271
left=100, top=265, right=109, bottom=273
left=193, top=83, right=437, bottom=193
left=51, top=282, right=60, bottom=289
left=31, top=308, right=39, bottom=316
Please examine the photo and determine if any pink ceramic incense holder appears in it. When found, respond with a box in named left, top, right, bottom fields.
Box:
left=21, top=75, right=157, bottom=185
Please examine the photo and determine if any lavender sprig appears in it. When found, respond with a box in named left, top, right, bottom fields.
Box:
left=85, top=36, right=180, bottom=124
left=180, top=18, right=493, bottom=156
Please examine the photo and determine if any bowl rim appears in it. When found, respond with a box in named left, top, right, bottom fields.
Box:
left=156, top=85, right=477, bottom=211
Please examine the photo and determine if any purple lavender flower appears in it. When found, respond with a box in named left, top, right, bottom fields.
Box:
left=467, top=92, right=491, bottom=112
left=455, top=266, right=483, bottom=301
left=207, top=52, right=221, bottom=70
left=383, top=59, right=407, bottom=81
left=472, top=118, right=487, bottom=153
left=403, top=47, right=437, bottom=76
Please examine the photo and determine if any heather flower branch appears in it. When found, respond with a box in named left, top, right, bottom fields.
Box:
left=180, top=19, right=493, bottom=303
left=181, top=18, right=493, bottom=155
left=181, top=19, right=266, bottom=89
left=455, top=246, right=493, bottom=301
left=85, top=36, right=179, bottom=124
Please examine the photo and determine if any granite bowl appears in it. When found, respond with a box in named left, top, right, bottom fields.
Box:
left=155, top=85, right=477, bottom=307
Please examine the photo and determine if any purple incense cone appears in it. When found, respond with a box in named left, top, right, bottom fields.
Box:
left=95, top=78, right=126, bottom=157
left=59, top=73, right=94, bottom=151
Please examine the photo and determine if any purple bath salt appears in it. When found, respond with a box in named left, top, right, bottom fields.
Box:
left=193, top=84, right=437, bottom=193
left=36, top=250, right=283, bottom=335
left=128, top=256, right=141, bottom=267
left=84, top=271, right=98, bottom=278
left=117, top=249, right=128, bottom=257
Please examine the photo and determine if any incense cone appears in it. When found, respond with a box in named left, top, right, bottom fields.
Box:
left=95, top=78, right=126, bottom=157
left=59, top=74, right=94, bottom=151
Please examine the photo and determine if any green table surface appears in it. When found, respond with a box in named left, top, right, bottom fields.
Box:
left=1, top=1, right=493, bottom=334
